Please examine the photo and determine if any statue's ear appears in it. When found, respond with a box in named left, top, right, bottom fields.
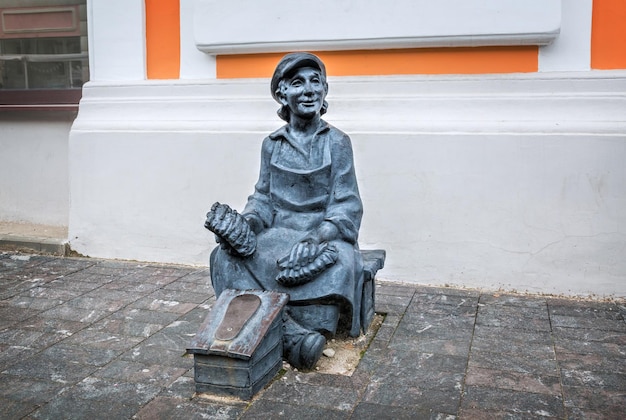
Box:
left=278, top=92, right=288, bottom=106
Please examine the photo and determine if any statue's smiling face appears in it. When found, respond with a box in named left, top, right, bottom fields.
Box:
left=280, top=67, right=326, bottom=119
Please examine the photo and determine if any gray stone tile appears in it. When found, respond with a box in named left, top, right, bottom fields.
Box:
left=79, top=287, right=144, bottom=303
left=145, top=288, right=209, bottom=305
left=282, top=369, right=364, bottom=390
left=468, top=350, right=558, bottom=375
left=371, top=323, right=395, bottom=343
left=0, top=344, right=32, bottom=371
left=550, top=314, right=626, bottom=331
left=362, top=381, right=461, bottom=413
left=62, top=329, right=144, bottom=352
left=374, top=303, right=409, bottom=316
left=88, top=316, right=167, bottom=338
left=128, top=295, right=198, bottom=315
left=472, top=325, right=554, bottom=346
left=174, top=303, right=214, bottom=326
left=561, top=370, right=626, bottom=391
left=465, top=366, right=561, bottom=395
left=0, top=397, right=39, bottom=419
left=38, top=257, right=96, bottom=273
left=389, top=336, right=471, bottom=357
left=0, top=374, right=66, bottom=404
left=553, top=326, right=626, bottom=344
left=109, top=307, right=181, bottom=325
left=562, top=386, right=626, bottom=415
left=135, top=396, right=246, bottom=420
left=0, top=254, right=51, bottom=270
left=243, top=399, right=347, bottom=420
left=30, top=393, right=139, bottom=420
left=0, top=328, right=46, bottom=346
left=100, top=279, right=164, bottom=293
left=38, top=305, right=109, bottom=324
left=470, top=336, right=556, bottom=359
left=63, top=376, right=162, bottom=406
left=396, top=313, right=475, bottom=339
left=374, top=350, right=467, bottom=381
left=459, top=407, right=559, bottom=419
left=261, top=379, right=360, bottom=412
left=461, top=386, right=564, bottom=418
left=48, top=274, right=112, bottom=290
left=142, top=320, right=201, bottom=350
left=479, top=294, right=548, bottom=308
left=173, top=268, right=212, bottom=284
left=477, top=303, right=550, bottom=321
left=119, top=342, right=194, bottom=369
left=5, top=295, right=64, bottom=311
left=414, top=286, right=480, bottom=298
left=548, top=299, right=622, bottom=317
left=0, top=329, right=67, bottom=355
left=376, top=293, right=413, bottom=308
left=65, top=295, right=129, bottom=313
left=15, top=315, right=86, bottom=335
left=2, top=353, right=98, bottom=383
left=41, top=343, right=121, bottom=367
left=410, top=292, right=479, bottom=308
left=159, top=375, right=196, bottom=399
left=93, top=360, right=186, bottom=387
left=556, top=352, right=625, bottom=373
left=18, top=285, right=84, bottom=301
left=352, top=402, right=452, bottom=420
left=554, top=338, right=625, bottom=358
left=375, top=282, right=418, bottom=297
left=0, top=304, right=40, bottom=322
left=162, top=278, right=215, bottom=295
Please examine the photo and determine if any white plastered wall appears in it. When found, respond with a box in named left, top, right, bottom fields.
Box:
left=0, top=114, right=72, bottom=226
left=66, top=0, right=626, bottom=297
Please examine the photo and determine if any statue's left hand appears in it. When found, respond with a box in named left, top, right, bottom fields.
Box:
left=286, top=240, right=320, bottom=269
left=276, top=241, right=338, bottom=286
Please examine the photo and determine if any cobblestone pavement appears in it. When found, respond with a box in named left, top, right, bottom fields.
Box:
left=0, top=251, right=624, bottom=419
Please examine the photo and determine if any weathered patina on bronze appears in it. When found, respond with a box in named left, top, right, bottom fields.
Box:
left=204, top=52, right=384, bottom=372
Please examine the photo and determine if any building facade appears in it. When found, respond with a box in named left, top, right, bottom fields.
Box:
left=2, top=0, right=625, bottom=297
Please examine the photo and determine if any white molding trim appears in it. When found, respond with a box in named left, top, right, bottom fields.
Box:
left=73, top=71, right=626, bottom=135
left=194, top=0, right=561, bottom=54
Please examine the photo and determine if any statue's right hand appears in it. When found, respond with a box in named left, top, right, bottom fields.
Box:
left=204, top=202, right=256, bottom=257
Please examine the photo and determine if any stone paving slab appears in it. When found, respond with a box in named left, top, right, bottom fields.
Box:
left=0, top=251, right=625, bottom=419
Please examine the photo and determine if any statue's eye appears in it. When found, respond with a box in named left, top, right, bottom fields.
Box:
left=291, top=79, right=303, bottom=87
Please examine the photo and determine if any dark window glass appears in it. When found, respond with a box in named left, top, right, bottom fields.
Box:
left=0, top=37, right=87, bottom=90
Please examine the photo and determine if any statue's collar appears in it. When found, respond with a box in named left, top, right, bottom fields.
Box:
left=269, top=120, right=330, bottom=142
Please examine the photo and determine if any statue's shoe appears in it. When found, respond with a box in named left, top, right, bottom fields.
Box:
left=282, top=314, right=326, bottom=370
left=298, top=332, right=326, bottom=370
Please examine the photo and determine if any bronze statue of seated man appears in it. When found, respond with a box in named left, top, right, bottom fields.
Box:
left=206, top=52, right=365, bottom=370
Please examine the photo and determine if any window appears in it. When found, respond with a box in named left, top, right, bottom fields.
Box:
left=0, top=1, right=88, bottom=110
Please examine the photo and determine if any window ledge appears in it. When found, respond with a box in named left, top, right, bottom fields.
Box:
left=0, top=89, right=81, bottom=111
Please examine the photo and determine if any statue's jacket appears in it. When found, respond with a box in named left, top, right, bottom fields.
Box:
left=210, top=121, right=365, bottom=336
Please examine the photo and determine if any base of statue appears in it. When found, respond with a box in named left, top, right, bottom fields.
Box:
left=187, top=249, right=385, bottom=400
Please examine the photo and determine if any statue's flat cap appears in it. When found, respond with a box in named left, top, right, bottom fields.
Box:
left=271, top=52, right=326, bottom=101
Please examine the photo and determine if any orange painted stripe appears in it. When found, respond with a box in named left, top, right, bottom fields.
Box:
left=591, top=0, right=626, bottom=70
left=216, top=46, right=538, bottom=79
left=145, top=0, right=180, bottom=79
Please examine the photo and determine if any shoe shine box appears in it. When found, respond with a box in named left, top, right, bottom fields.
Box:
left=187, top=289, right=289, bottom=400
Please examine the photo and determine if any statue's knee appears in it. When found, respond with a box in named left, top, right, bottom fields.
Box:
left=287, top=304, right=340, bottom=336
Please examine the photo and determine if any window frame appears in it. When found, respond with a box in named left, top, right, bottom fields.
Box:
left=0, top=3, right=86, bottom=112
